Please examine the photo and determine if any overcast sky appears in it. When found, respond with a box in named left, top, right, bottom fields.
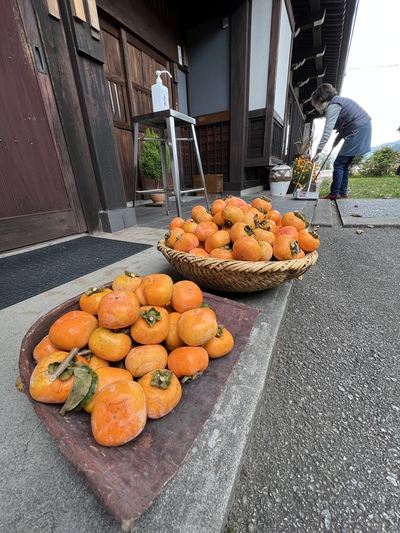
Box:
left=313, top=0, right=400, bottom=154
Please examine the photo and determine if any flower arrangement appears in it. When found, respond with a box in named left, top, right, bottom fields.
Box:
left=291, top=133, right=319, bottom=190
left=291, top=156, right=319, bottom=188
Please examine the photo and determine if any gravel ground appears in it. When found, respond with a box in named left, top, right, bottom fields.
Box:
left=337, top=198, right=400, bottom=219
left=225, top=223, right=400, bottom=533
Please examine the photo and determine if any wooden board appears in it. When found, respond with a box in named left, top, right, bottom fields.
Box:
left=19, top=289, right=259, bottom=528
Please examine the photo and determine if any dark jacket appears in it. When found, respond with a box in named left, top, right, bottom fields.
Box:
left=330, top=95, right=371, bottom=138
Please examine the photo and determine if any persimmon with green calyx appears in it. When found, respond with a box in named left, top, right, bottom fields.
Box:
left=298, top=228, right=320, bottom=252
left=167, top=346, right=209, bottom=383
left=273, top=234, right=301, bottom=261
left=130, top=306, right=169, bottom=345
left=79, top=286, right=113, bottom=315
left=204, top=325, right=235, bottom=359
left=138, top=369, right=182, bottom=419
left=281, top=210, right=309, bottom=231
left=112, top=271, right=143, bottom=292
left=29, top=349, right=92, bottom=405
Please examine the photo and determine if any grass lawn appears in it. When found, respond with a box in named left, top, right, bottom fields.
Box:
left=319, top=176, right=400, bottom=199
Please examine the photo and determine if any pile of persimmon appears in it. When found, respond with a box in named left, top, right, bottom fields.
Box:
left=165, top=195, right=320, bottom=262
left=29, top=272, right=235, bottom=447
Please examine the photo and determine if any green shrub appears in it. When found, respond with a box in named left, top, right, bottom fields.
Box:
left=139, top=128, right=171, bottom=186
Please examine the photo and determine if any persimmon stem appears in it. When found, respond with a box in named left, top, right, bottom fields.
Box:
left=49, top=347, right=79, bottom=382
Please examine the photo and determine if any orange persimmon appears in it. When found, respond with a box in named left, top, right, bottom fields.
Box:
left=164, top=311, right=185, bottom=352
left=173, top=232, right=200, bottom=253
left=138, top=369, right=182, bottom=419
left=33, top=335, right=64, bottom=363
left=204, top=325, right=235, bottom=358
left=167, top=346, right=209, bottom=381
left=130, top=305, right=169, bottom=345
left=88, top=327, right=132, bottom=362
left=112, top=272, right=143, bottom=292
left=90, top=380, right=147, bottom=447
left=170, top=280, right=203, bottom=313
left=298, top=228, right=320, bottom=252
left=124, top=344, right=169, bottom=378
left=204, top=229, right=231, bottom=253
left=273, top=234, right=301, bottom=261
left=79, top=287, right=113, bottom=315
left=97, top=290, right=140, bottom=329
left=48, top=310, right=99, bottom=351
left=165, top=227, right=185, bottom=248
left=281, top=211, right=307, bottom=231
left=232, top=236, right=261, bottom=262
left=135, top=273, right=174, bottom=307
left=177, top=307, right=218, bottom=346
left=83, top=366, right=133, bottom=414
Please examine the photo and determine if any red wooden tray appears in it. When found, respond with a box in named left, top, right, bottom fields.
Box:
left=19, top=290, right=259, bottom=529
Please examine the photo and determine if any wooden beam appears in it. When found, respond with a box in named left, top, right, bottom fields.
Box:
left=292, top=44, right=325, bottom=70
left=294, top=8, right=325, bottom=37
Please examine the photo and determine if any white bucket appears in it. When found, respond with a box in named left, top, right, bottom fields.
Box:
left=270, top=181, right=290, bottom=196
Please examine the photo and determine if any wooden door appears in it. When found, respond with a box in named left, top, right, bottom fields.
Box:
left=100, top=17, right=173, bottom=201
left=0, top=0, right=86, bottom=253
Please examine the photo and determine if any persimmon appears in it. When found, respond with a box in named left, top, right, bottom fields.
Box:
left=251, top=196, right=272, bottom=214
left=260, top=218, right=277, bottom=233
left=135, top=273, right=174, bottom=307
left=79, top=286, right=113, bottom=315
left=191, top=204, right=207, bottom=220
left=167, top=346, right=209, bottom=381
left=189, top=247, right=210, bottom=257
left=169, top=216, right=185, bottom=230
left=85, top=353, right=110, bottom=371
left=91, top=380, right=147, bottom=447
left=33, top=335, right=63, bottom=363
left=297, top=249, right=306, bottom=259
left=195, top=220, right=218, bottom=242
left=273, top=234, right=301, bottom=261
left=97, top=290, right=140, bottom=329
left=170, top=280, right=203, bottom=313
left=253, top=227, right=275, bottom=245
left=138, top=369, right=182, bottom=419
left=265, top=209, right=282, bottom=225
left=49, top=310, right=99, bottom=351
left=130, top=305, right=169, bottom=344
left=298, top=228, right=320, bottom=252
left=83, top=367, right=133, bottom=414
left=29, top=351, right=85, bottom=404
left=221, top=205, right=244, bottom=225
left=212, top=211, right=226, bottom=227
left=182, top=218, right=199, bottom=234
left=193, top=209, right=213, bottom=223
left=164, top=311, right=185, bottom=352
left=88, top=327, right=132, bottom=362
left=177, top=307, right=218, bottom=346
left=244, top=208, right=264, bottom=225
left=232, top=236, right=261, bottom=262
left=173, top=232, right=200, bottom=253
left=230, top=222, right=255, bottom=242
left=125, top=344, right=169, bottom=378
left=209, top=247, right=234, bottom=260
left=258, top=241, right=274, bottom=261
left=112, top=271, right=143, bottom=292
left=210, top=198, right=226, bottom=215
left=274, top=225, right=299, bottom=240
left=204, top=325, right=235, bottom=359
left=281, top=210, right=307, bottom=231
left=165, top=227, right=185, bottom=248
left=204, top=229, right=231, bottom=253
left=224, top=195, right=248, bottom=213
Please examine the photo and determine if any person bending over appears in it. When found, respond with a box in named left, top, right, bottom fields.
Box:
left=311, top=83, right=372, bottom=199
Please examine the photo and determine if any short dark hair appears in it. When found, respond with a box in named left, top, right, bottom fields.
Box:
left=311, top=83, right=337, bottom=106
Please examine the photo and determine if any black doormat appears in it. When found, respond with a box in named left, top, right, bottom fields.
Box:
left=0, top=236, right=152, bottom=310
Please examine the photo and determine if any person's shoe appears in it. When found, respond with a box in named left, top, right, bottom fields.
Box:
left=321, top=194, right=340, bottom=200
left=340, top=194, right=348, bottom=198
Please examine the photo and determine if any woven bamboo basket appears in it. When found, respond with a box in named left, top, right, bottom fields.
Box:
left=157, top=238, right=318, bottom=292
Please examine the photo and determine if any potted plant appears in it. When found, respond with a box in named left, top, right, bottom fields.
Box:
left=139, top=128, right=171, bottom=204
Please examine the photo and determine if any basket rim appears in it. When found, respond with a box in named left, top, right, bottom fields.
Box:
left=157, top=238, right=318, bottom=274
